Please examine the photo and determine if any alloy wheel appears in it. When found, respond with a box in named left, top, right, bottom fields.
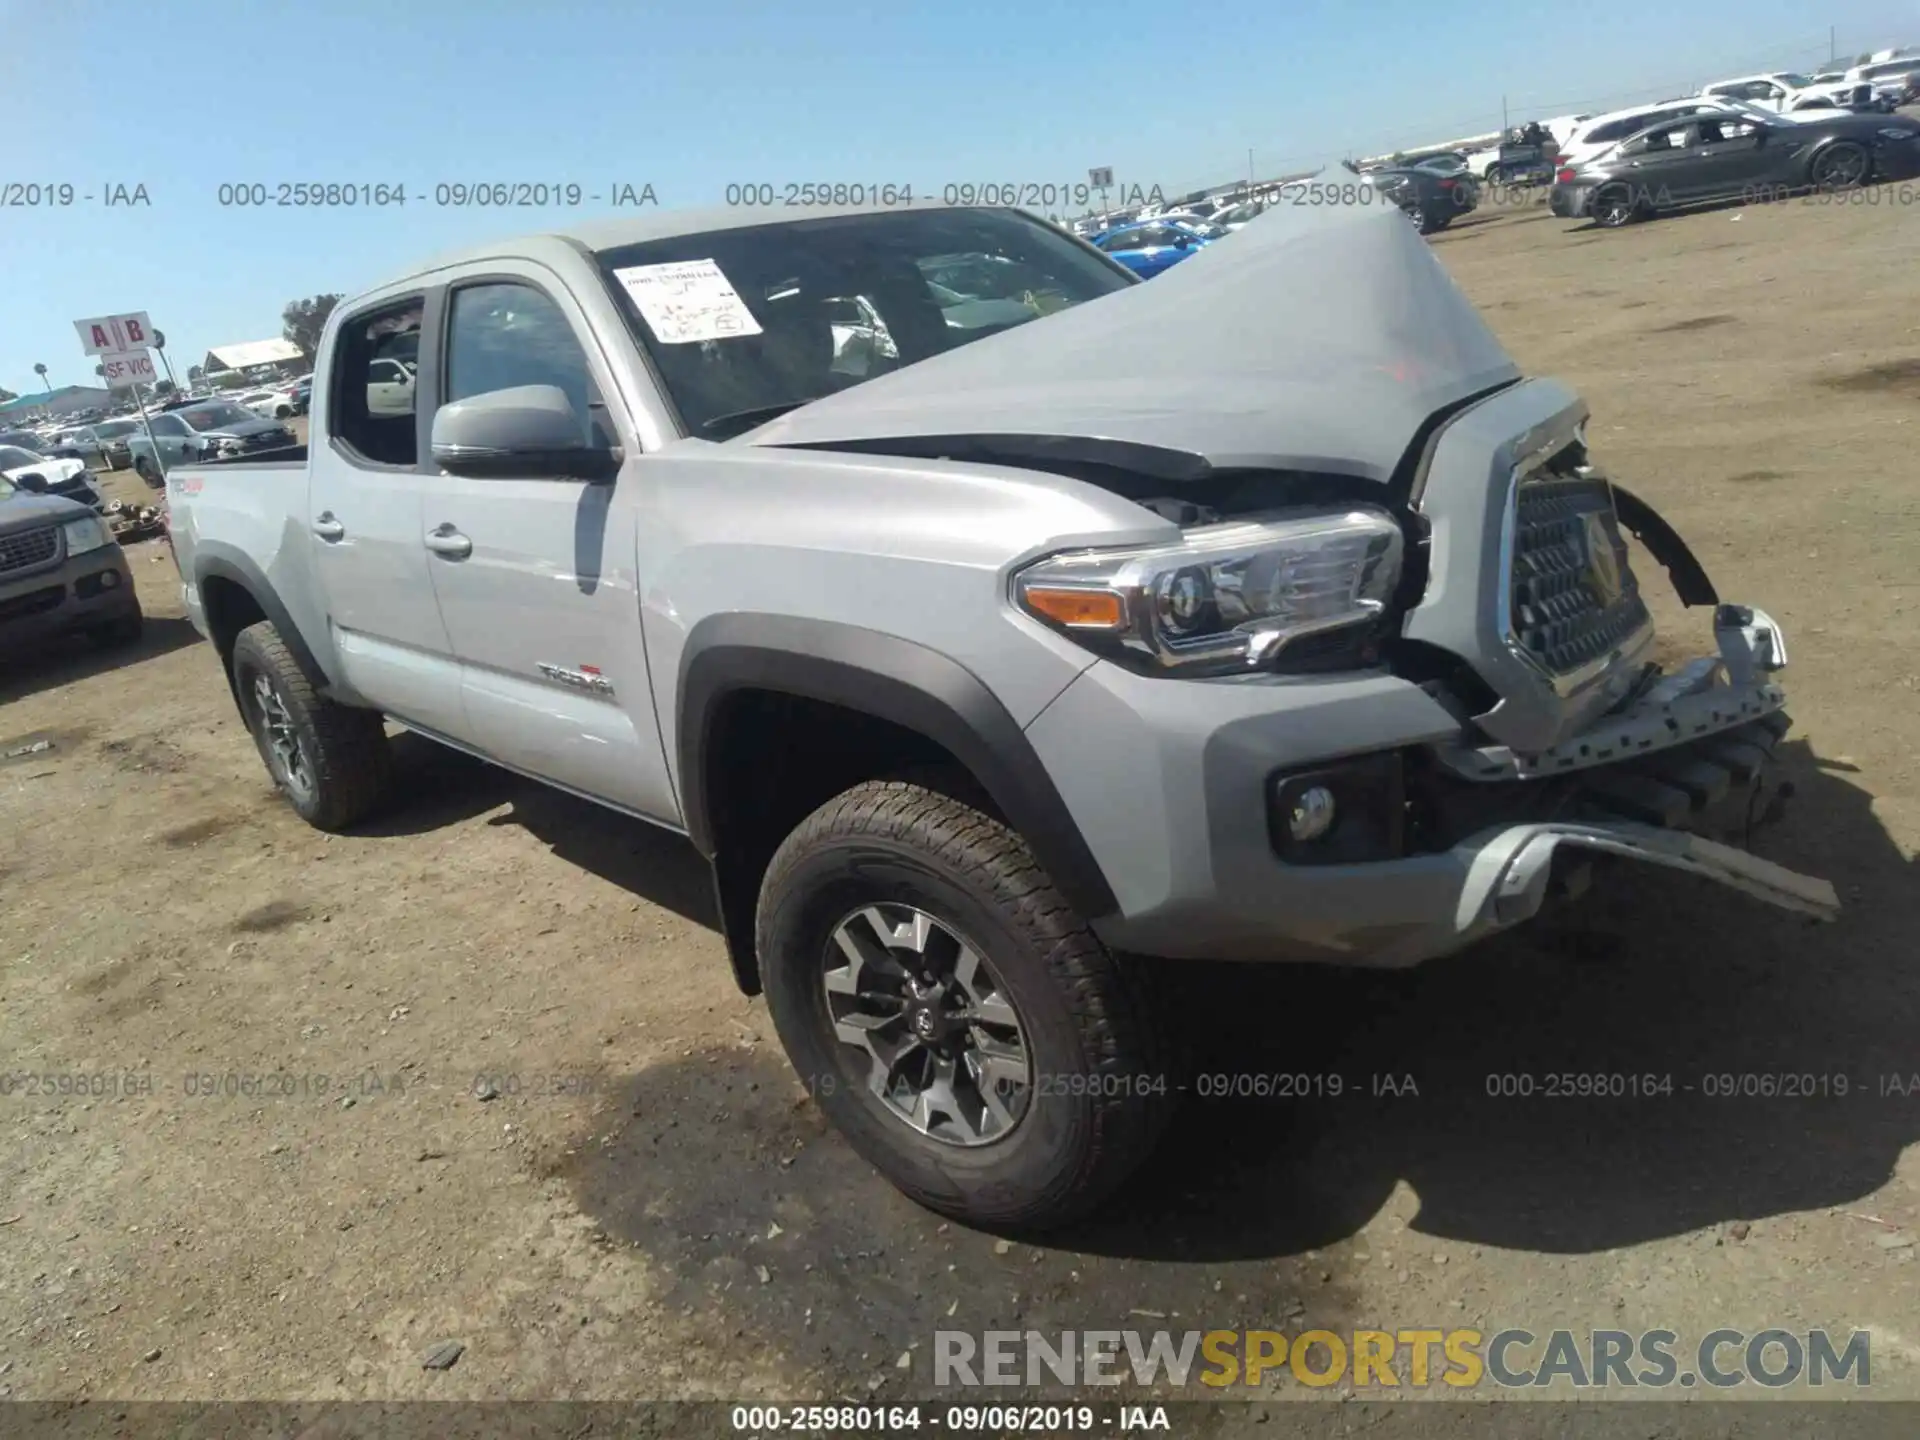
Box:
left=251, top=673, right=315, bottom=806
left=822, top=903, right=1031, bottom=1147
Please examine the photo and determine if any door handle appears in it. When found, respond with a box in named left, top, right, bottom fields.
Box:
left=312, top=513, right=345, bottom=541
left=425, top=524, right=472, bottom=559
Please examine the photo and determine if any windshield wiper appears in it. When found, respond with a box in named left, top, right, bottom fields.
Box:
left=698, top=400, right=817, bottom=439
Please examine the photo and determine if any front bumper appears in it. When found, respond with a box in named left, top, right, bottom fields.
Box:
left=1024, top=608, right=1835, bottom=969
left=0, top=549, right=140, bottom=652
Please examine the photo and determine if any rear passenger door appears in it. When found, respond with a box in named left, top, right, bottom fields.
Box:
left=416, top=265, right=677, bottom=823
left=305, top=292, right=472, bottom=739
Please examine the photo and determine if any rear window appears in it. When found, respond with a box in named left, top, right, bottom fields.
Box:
left=595, top=208, right=1133, bottom=440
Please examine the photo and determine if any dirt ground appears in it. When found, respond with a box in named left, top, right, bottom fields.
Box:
left=2, top=189, right=1918, bottom=1414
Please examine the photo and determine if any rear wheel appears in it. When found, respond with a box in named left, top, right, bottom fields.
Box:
left=133, top=457, right=161, bottom=489
left=230, top=621, right=392, bottom=832
left=1593, top=185, right=1645, bottom=228
left=756, top=779, right=1175, bottom=1229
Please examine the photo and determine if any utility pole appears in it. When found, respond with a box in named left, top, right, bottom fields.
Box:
left=1248, top=147, right=1255, bottom=183
left=1829, top=26, right=1836, bottom=64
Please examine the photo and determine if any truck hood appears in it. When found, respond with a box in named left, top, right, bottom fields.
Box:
left=744, top=191, right=1522, bottom=483
left=0, top=489, right=92, bottom=532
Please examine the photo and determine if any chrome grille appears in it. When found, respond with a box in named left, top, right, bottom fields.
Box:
left=0, top=526, right=59, bottom=575
left=1507, top=472, right=1649, bottom=679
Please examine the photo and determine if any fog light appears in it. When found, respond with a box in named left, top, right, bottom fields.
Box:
left=100, top=569, right=119, bottom=588
left=1288, top=785, right=1337, bottom=842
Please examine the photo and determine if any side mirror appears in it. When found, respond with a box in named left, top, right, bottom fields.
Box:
left=14, top=471, right=48, bottom=492
left=430, top=384, right=620, bottom=481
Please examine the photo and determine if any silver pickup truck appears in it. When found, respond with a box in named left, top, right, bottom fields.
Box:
left=162, top=198, right=1837, bottom=1228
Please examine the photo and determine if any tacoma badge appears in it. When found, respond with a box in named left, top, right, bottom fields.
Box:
left=536, top=662, right=616, bottom=698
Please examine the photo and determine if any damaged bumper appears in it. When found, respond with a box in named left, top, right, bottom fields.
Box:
left=1027, top=599, right=1837, bottom=969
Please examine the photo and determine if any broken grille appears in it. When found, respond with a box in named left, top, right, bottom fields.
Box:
left=1507, top=471, right=1650, bottom=679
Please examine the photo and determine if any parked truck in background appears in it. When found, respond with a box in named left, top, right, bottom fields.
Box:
left=159, top=198, right=1837, bottom=1228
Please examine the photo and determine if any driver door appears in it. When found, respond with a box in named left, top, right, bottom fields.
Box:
left=416, top=265, right=677, bottom=823
left=1685, top=117, right=1774, bottom=199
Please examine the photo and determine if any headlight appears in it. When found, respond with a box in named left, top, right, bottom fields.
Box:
left=62, top=514, right=113, bottom=556
left=1013, top=507, right=1404, bottom=675
left=1878, top=127, right=1919, bottom=139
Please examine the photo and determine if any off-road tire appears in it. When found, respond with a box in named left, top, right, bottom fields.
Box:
left=229, top=620, right=391, bottom=832
left=756, top=779, right=1176, bottom=1230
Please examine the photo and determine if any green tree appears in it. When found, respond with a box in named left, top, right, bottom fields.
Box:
left=187, top=363, right=205, bottom=384
left=282, top=293, right=343, bottom=359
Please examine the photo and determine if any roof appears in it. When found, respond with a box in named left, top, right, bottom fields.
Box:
left=204, top=338, right=305, bottom=370
left=402, top=199, right=1071, bottom=283
left=0, top=385, right=111, bottom=414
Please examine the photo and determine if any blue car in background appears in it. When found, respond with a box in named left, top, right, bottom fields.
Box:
left=1087, top=218, right=1222, bottom=277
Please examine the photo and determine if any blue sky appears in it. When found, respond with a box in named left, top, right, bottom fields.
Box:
left=1, top=0, right=1910, bottom=396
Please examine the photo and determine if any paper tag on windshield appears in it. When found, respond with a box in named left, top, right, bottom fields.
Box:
left=612, top=260, right=764, bottom=344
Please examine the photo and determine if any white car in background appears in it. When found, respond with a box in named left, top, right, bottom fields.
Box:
left=365, top=356, right=416, bottom=417
left=1844, top=56, right=1920, bottom=107
left=236, top=389, right=288, bottom=420
left=0, top=443, right=104, bottom=510
left=1700, top=71, right=1875, bottom=114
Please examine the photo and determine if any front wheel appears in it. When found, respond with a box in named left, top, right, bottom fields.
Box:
left=230, top=621, right=392, bottom=831
left=134, top=457, right=162, bottom=490
left=1811, top=142, right=1870, bottom=189
left=756, top=779, right=1175, bottom=1229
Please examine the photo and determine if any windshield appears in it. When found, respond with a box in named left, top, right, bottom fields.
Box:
left=182, top=403, right=254, bottom=431
left=94, top=420, right=137, bottom=438
left=595, top=208, right=1134, bottom=439
left=1775, top=73, right=1813, bottom=87
left=0, top=445, right=47, bottom=468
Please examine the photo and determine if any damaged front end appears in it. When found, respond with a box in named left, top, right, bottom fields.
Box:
left=1384, top=376, right=1839, bottom=945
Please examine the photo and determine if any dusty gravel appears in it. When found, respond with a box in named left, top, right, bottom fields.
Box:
left=1, top=187, right=1917, bottom=1410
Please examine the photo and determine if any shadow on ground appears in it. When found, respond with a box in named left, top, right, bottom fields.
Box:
left=555, top=738, right=1914, bottom=1327
left=0, top=613, right=199, bottom=705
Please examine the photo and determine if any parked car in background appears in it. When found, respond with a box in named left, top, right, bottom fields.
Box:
left=1700, top=71, right=1876, bottom=114
left=1551, top=108, right=1920, bottom=226
left=0, top=443, right=105, bottom=511
left=1845, top=57, right=1920, bottom=107
left=1347, top=159, right=1477, bottom=232
left=1212, top=196, right=1270, bottom=230
left=1555, top=96, right=1832, bottom=168
left=126, top=400, right=298, bottom=486
left=1088, top=219, right=1220, bottom=277
left=0, top=473, right=141, bottom=654
left=288, top=375, right=314, bottom=415
left=83, top=419, right=142, bottom=471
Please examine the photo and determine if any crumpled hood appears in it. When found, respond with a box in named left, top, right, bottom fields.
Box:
left=745, top=190, right=1522, bottom=483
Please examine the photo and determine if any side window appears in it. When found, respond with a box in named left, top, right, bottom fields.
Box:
left=152, top=416, right=186, bottom=437
left=331, top=296, right=424, bottom=468
left=445, top=281, right=602, bottom=445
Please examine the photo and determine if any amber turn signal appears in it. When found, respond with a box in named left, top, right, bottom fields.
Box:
left=1021, top=587, right=1124, bottom=629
